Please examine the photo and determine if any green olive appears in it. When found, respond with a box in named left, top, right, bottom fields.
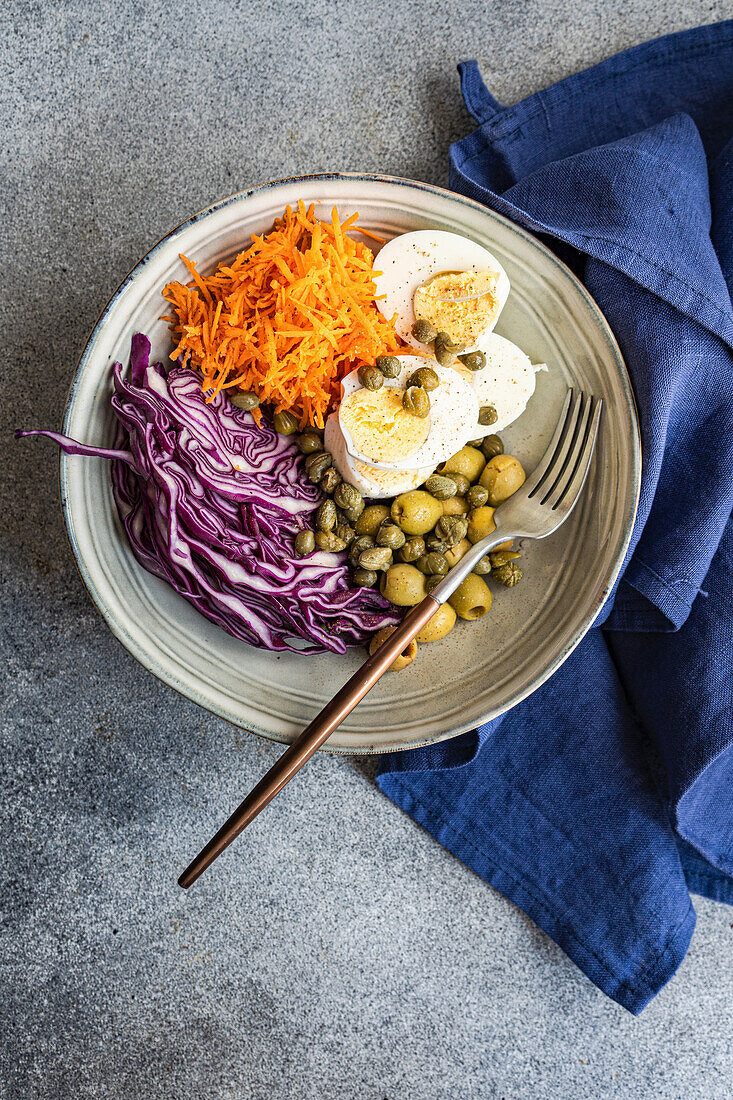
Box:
left=457, top=351, right=486, bottom=372
left=490, top=550, right=521, bottom=568
left=320, top=466, right=342, bottom=494
left=391, top=490, right=444, bottom=536
left=353, top=567, right=378, bottom=587
left=231, top=390, right=260, bottom=411
left=358, top=364, right=384, bottom=391
left=349, top=534, right=375, bottom=566
left=334, top=482, right=364, bottom=512
left=448, top=574, right=493, bottom=620
left=433, top=331, right=461, bottom=367
left=376, top=523, right=407, bottom=550
left=481, top=435, right=504, bottom=460
left=416, top=602, right=457, bottom=643
left=375, top=354, right=401, bottom=378
left=359, top=546, right=393, bottom=572
left=467, top=505, right=496, bottom=544
left=435, top=515, right=468, bottom=548
left=356, top=504, right=391, bottom=536
left=305, top=451, right=332, bottom=483
left=273, top=409, right=299, bottom=435
left=479, top=454, right=526, bottom=506
left=424, top=473, right=457, bottom=500
left=403, top=386, right=430, bottom=418
left=335, top=523, right=355, bottom=547
left=466, top=484, right=489, bottom=509
left=294, top=529, right=315, bottom=557
left=478, top=405, right=498, bottom=427
left=472, top=555, right=492, bottom=575
left=442, top=495, right=468, bottom=516
left=368, top=626, right=417, bottom=671
left=315, top=530, right=346, bottom=553
left=411, top=318, right=438, bottom=344
left=441, top=446, right=486, bottom=483
left=444, top=538, right=471, bottom=567
left=398, top=536, right=426, bottom=563
left=296, top=431, right=323, bottom=455
left=407, top=366, right=440, bottom=392
left=442, top=471, right=470, bottom=496
left=379, top=564, right=428, bottom=606
left=316, top=499, right=337, bottom=532
left=493, top=561, right=523, bottom=587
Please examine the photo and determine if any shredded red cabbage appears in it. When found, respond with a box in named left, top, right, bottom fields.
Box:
left=18, top=334, right=398, bottom=653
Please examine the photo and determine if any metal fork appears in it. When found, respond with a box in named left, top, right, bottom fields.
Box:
left=179, top=388, right=602, bottom=888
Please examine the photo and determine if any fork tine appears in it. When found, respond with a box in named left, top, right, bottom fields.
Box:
left=523, top=388, right=575, bottom=497
left=526, top=389, right=582, bottom=500
left=548, top=397, right=602, bottom=513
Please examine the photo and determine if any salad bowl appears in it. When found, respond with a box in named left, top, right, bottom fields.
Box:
left=60, top=173, right=640, bottom=752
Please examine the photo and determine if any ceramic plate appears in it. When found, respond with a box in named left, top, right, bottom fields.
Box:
left=60, top=174, right=640, bottom=753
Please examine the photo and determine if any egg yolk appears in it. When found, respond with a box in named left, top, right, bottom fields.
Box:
left=413, top=269, right=499, bottom=346
left=339, top=388, right=430, bottom=464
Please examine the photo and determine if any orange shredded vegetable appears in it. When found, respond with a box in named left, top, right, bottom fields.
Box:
left=161, top=202, right=403, bottom=428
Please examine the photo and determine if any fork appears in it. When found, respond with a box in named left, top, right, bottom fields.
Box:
left=179, top=388, right=602, bottom=888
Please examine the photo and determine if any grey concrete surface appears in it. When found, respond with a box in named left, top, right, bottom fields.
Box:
left=2, top=1, right=732, bottom=1097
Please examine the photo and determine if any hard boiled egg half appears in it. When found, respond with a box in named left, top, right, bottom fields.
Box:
left=469, top=332, right=547, bottom=437
left=373, top=230, right=510, bottom=350
left=325, top=355, right=479, bottom=499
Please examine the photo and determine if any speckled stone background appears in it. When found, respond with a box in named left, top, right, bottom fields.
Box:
left=3, top=2, right=733, bottom=1097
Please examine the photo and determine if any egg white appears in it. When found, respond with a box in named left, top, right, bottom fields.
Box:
left=338, top=356, right=479, bottom=472
left=324, top=415, right=435, bottom=500
left=470, top=332, right=542, bottom=436
left=373, top=230, right=510, bottom=349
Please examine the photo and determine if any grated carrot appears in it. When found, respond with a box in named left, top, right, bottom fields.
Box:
left=162, top=202, right=403, bottom=428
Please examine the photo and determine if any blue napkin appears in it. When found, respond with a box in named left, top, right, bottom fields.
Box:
left=378, top=22, right=733, bottom=1014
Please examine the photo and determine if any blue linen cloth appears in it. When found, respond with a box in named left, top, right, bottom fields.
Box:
left=377, top=22, right=733, bottom=1014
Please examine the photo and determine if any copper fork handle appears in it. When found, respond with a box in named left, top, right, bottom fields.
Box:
left=178, top=595, right=440, bottom=888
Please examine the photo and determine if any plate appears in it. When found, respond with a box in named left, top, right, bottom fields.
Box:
left=60, top=174, right=640, bottom=753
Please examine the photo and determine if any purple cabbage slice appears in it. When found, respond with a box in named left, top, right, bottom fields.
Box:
left=18, top=334, right=398, bottom=654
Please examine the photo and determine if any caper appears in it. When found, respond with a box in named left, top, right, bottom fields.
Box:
left=424, top=473, right=457, bottom=501
left=479, top=454, right=526, bottom=506
left=457, top=351, right=486, bottom=372
left=305, top=451, right=332, bottom=483
left=273, top=409, right=299, bottom=435
left=335, top=523, right=356, bottom=547
left=481, top=435, right=504, bottom=460
left=468, top=438, right=485, bottom=448
left=472, top=555, right=492, bottom=575
left=380, top=564, right=427, bottom=606
left=358, top=364, right=384, bottom=391
left=349, top=534, right=375, bottom=566
left=319, top=466, right=342, bottom=494
left=315, top=530, right=347, bottom=553
left=466, top=484, right=489, bottom=509
left=443, top=471, right=470, bottom=496
left=478, top=404, right=498, bottom=427
left=294, top=529, right=315, bottom=557
left=375, top=354, right=401, bottom=378
left=391, top=491, right=443, bottom=536
left=411, top=318, right=438, bottom=344
left=376, top=523, right=406, bottom=550
left=448, top=574, right=493, bottom=620
left=359, top=546, right=393, bottom=572
left=493, top=561, right=523, bottom=587
left=433, top=331, right=461, bottom=367
left=356, top=504, right=391, bottom=536
left=406, top=366, right=439, bottom=392
left=316, top=499, right=337, bottom=532
left=334, top=482, right=364, bottom=512
left=231, top=390, right=260, bottom=411
left=296, top=431, right=323, bottom=455
left=490, top=550, right=521, bottom=568
left=353, top=567, right=378, bottom=587
left=435, top=515, right=468, bottom=548
left=341, top=499, right=365, bottom=522
left=422, top=552, right=450, bottom=576
left=425, top=574, right=444, bottom=595
left=398, top=536, right=426, bottom=562
left=425, top=535, right=448, bottom=554
left=403, top=386, right=430, bottom=418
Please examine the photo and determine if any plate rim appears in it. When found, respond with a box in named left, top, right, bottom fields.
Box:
left=59, top=171, right=641, bottom=754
